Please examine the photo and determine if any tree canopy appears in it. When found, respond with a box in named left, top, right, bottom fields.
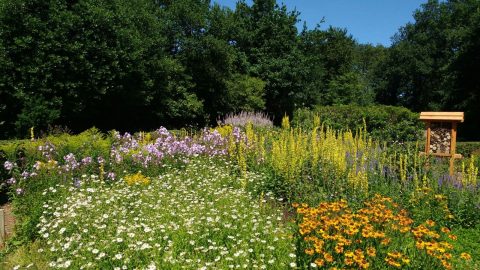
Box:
left=0, top=0, right=478, bottom=139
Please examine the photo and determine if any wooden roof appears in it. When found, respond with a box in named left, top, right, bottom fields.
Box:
left=419, top=112, right=464, bottom=122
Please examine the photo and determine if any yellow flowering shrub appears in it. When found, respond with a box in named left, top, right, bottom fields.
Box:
left=294, top=195, right=471, bottom=269
left=124, top=172, right=150, bottom=186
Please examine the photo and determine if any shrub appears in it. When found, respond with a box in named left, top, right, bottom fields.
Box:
left=456, top=142, right=480, bottom=157
left=293, top=105, right=423, bottom=142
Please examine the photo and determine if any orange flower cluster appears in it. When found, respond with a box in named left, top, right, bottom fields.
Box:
left=294, top=195, right=470, bottom=269
left=412, top=222, right=458, bottom=269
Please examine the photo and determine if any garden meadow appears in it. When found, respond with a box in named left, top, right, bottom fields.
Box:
left=0, top=111, right=479, bottom=269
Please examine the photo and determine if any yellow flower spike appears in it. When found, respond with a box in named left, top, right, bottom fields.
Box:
left=30, top=126, right=35, bottom=141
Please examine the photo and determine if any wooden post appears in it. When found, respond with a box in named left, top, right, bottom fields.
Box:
left=449, top=122, right=457, bottom=176
left=425, top=121, right=431, bottom=154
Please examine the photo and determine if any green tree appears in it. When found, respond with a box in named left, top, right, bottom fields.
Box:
left=232, top=0, right=303, bottom=121
left=0, top=0, right=203, bottom=136
left=375, top=0, right=480, bottom=139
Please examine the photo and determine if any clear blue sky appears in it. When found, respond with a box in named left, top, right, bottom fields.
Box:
left=212, top=0, right=427, bottom=46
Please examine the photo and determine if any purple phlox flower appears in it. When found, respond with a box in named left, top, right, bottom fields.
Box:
left=107, top=172, right=116, bottom=180
left=232, top=127, right=243, bottom=143
left=157, top=127, right=171, bottom=137
left=33, top=161, right=42, bottom=170
left=6, top=178, right=16, bottom=185
left=97, top=156, right=105, bottom=164
left=21, top=171, right=30, bottom=179
left=63, top=153, right=79, bottom=172
left=38, top=142, right=57, bottom=159
left=82, top=156, right=93, bottom=165
left=3, top=161, right=14, bottom=171
left=73, top=178, right=81, bottom=188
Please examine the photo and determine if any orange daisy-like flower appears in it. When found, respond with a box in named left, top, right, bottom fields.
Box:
left=334, top=244, right=344, bottom=254
left=305, top=248, right=314, bottom=256
left=380, top=237, right=391, bottom=245
left=387, top=251, right=402, bottom=259
left=324, top=252, right=334, bottom=263
left=385, top=258, right=401, bottom=268
left=344, top=258, right=354, bottom=266
left=314, top=258, right=325, bottom=267
left=366, top=247, right=376, bottom=257
left=447, top=234, right=457, bottom=240
left=460, top=252, right=472, bottom=260
left=441, top=227, right=451, bottom=233
left=425, top=219, right=436, bottom=227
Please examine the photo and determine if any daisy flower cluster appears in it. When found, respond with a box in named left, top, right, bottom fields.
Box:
left=35, top=159, right=295, bottom=269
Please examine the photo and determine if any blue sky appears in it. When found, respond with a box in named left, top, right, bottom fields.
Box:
left=212, top=0, right=427, bottom=46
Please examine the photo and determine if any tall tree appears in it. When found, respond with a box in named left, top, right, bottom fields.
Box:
left=0, top=0, right=203, bottom=136
left=375, top=0, right=480, bottom=138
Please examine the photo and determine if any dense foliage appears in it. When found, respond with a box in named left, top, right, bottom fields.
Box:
left=293, top=105, right=423, bottom=142
left=1, top=0, right=479, bottom=140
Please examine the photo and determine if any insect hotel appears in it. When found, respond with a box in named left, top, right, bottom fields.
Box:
left=419, top=112, right=464, bottom=175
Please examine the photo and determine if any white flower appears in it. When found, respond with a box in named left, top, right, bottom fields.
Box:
left=289, top=262, right=297, bottom=268
left=147, top=263, right=156, bottom=270
left=115, top=253, right=123, bottom=260
left=92, top=249, right=99, bottom=254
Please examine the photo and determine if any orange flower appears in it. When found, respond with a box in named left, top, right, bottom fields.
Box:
left=447, top=234, right=457, bottom=240
left=345, top=251, right=354, bottom=258
left=334, top=244, right=344, bottom=254
left=385, top=258, right=401, bottom=268
left=366, top=247, right=376, bottom=257
left=324, top=252, right=334, bottom=263
left=425, top=219, right=436, bottom=227
left=460, top=252, right=472, bottom=260
left=387, top=251, right=402, bottom=259
left=344, top=258, right=354, bottom=266
left=359, top=260, right=370, bottom=269
left=305, top=248, right=314, bottom=256
left=441, top=259, right=452, bottom=270
left=381, top=238, right=391, bottom=245
left=314, top=258, right=325, bottom=267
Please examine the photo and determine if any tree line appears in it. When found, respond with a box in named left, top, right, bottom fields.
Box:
left=0, top=0, right=479, bottom=139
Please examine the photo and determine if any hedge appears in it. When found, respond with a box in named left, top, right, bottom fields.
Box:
left=293, top=105, right=424, bottom=142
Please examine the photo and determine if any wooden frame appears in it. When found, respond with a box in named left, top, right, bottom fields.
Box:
left=419, top=112, right=464, bottom=175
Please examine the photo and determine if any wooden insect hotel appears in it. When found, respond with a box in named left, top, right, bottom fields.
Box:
left=419, top=112, right=464, bottom=175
